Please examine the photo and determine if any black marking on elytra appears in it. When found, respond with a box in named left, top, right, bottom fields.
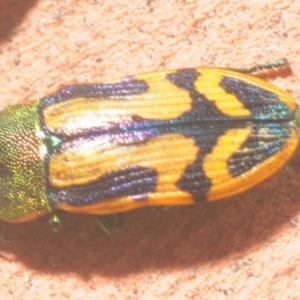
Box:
left=48, top=166, right=157, bottom=207
left=166, top=68, right=199, bottom=89
left=166, top=69, right=232, bottom=121
left=228, top=124, right=291, bottom=177
left=220, top=77, right=294, bottom=121
left=39, top=78, right=149, bottom=108
left=166, top=69, right=232, bottom=202
left=175, top=123, right=227, bottom=202
left=220, top=76, right=294, bottom=177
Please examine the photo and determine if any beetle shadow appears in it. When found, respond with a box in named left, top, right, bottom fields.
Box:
left=0, top=147, right=299, bottom=278
left=0, top=0, right=38, bottom=43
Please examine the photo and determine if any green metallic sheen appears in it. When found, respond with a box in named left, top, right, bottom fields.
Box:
left=49, top=213, right=63, bottom=232
left=47, top=134, right=62, bottom=148
left=0, top=100, right=51, bottom=221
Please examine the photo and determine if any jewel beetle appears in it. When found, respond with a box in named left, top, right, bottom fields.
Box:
left=0, top=59, right=299, bottom=226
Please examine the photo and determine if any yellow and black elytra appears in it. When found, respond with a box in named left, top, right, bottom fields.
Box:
left=0, top=59, right=299, bottom=226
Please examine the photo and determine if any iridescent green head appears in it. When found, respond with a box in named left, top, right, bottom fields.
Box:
left=0, top=101, right=51, bottom=222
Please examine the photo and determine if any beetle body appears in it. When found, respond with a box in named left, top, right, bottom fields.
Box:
left=0, top=66, right=299, bottom=222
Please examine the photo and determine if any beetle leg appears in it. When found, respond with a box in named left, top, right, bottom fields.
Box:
left=96, top=214, right=124, bottom=234
left=49, top=213, right=64, bottom=232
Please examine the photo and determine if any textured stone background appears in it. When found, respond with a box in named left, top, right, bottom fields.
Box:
left=0, top=1, right=300, bottom=299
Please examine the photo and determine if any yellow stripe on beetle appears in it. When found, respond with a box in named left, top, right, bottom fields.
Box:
left=204, top=127, right=298, bottom=201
